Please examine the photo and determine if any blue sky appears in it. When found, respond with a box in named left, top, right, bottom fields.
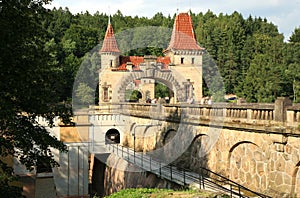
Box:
left=45, top=0, right=300, bottom=41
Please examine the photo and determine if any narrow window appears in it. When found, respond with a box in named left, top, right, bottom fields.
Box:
left=110, top=60, right=113, bottom=67
left=103, top=87, right=109, bottom=102
left=191, top=57, right=195, bottom=64
left=181, top=57, right=184, bottom=64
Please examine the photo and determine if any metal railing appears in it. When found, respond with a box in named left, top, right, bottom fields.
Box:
left=107, top=143, right=271, bottom=198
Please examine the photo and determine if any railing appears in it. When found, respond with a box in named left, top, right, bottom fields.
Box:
left=287, top=105, right=300, bottom=124
left=89, top=97, right=300, bottom=131
left=107, top=143, right=271, bottom=198
left=92, top=103, right=276, bottom=121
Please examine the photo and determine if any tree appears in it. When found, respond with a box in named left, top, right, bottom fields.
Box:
left=155, top=82, right=169, bottom=98
left=289, top=27, right=300, bottom=43
left=75, top=83, right=94, bottom=105
left=0, top=0, right=69, bottom=196
left=284, top=29, right=300, bottom=102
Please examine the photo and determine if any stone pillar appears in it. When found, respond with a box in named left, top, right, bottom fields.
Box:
left=274, top=97, right=292, bottom=122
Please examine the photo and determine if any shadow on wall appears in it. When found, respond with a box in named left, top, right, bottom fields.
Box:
left=91, top=154, right=110, bottom=197
left=154, top=109, right=209, bottom=176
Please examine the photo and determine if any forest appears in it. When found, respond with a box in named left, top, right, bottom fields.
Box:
left=41, top=7, right=300, bottom=103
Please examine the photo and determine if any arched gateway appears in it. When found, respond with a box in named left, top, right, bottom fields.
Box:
left=98, top=12, right=205, bottom=104
left=114, top=66, right=188, bottom=102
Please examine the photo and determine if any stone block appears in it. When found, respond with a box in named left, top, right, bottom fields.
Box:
left=275, top=156, right=286, bottom=172
left=241, top=158, right=249, bottom=173
left=261, top=175, right=267, bottom=189
left=256, top=162, right=265, bottom=176
left=275, top=143, right=285, bottom=152
left=254, top=151, right=264, bottom=161
left=239, top=170, right=245, bottom=183
left=284, top=174, right=292, bottom=185
left=275, top=172, right=284, bottom=186
left=254, top=174, right=260, bottom=189
left=285, top=144, right=292, bottom=154
left=246, top=172, right=252, bottom=185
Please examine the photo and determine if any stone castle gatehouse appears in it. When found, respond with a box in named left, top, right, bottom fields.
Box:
left=99, top=12, right=205, bottom=104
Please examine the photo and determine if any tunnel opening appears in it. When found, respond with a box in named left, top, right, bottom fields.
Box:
left=105, top=128, right=120, bottom=144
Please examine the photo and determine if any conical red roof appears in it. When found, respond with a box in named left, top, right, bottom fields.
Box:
left=100, top=23, right=120, bottom=53
left=165, top=12, right=202, bottom=51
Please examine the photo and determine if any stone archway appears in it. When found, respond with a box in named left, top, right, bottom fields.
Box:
left=162, top=129, right=176, bottom=145
left=113, top=67, right=190, bottom=103
left=189, top=134, right=209, bottom=171
left=105, top=128, right=120, bottom=144
left=227, top=141, right=266, bottom=191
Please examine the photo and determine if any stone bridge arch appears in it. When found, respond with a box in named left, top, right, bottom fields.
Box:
left=189, top=134, right=209, bottom=170
left=227, top=141, right=266, bottom=191
left=162, top=129, right=177, bottom=145
left=113, top=67, right=190, bottom=103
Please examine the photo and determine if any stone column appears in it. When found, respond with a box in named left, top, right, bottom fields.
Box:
left=274, top=97, right=292, bottom=122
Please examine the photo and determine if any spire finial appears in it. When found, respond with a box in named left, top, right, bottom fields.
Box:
left=108, top=5, right=111, bottom=24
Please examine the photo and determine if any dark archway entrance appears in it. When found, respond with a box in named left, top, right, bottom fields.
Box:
left=105, top=129, right=120, bottom=144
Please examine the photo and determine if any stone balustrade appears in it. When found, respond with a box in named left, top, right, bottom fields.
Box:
left=90, top=97, right=300, bottom=132
left=287, top=105, right=300, bottom=127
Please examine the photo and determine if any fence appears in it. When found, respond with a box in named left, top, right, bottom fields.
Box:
left=107, top=143, right=271, bottom=198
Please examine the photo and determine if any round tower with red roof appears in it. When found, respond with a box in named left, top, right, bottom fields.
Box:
left=99, top=17, right=121, bottom=69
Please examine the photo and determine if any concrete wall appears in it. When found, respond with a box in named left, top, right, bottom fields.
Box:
left=53, top=143, right=89, bottom=197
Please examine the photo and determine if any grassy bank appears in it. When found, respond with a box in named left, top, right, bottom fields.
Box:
left=103, top=188, right=229, bottom=198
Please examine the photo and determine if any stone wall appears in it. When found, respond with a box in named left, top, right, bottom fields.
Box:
left=90, top=99, right=300, bottom=197
left=117, top=116, right=300, bottom=197
left=102, top=153, right=181, bottom=196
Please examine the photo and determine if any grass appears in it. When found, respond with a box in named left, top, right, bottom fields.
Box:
left=103, top=188, right=230, bottom=198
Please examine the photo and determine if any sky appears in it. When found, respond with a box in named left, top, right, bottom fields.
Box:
left=45, top=0, right=300, bottom=41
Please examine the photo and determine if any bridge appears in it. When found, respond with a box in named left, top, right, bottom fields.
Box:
left=15, top=97, right=300, bottom=197
left=62, top=97, right=299, bottom=198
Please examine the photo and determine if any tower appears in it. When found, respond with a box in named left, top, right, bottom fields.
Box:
left=99, top=17, right=120, bottom=68
left=164, top=12, right=204, bottom=101
left=164, top=12, right=203, bottom=64
left=99, top=18, right=121, bottom=103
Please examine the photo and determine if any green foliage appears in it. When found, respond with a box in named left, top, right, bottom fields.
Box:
left=105, top=188, right=161, bottom=198
left=76, top=83, right=94, bottom=105
left=104, top=188, right=227, bottom=198
left=0, top=0, right=69, bottom=196
left=125, top=90, right=142, bottom=102
left=155, top=82, right=169, bottom=98
left=289, top=27, right=300, bottom=43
